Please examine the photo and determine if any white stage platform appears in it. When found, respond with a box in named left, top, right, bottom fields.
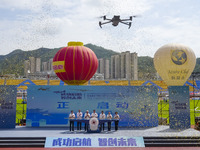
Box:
left=0, top=126, right=199, bottom=137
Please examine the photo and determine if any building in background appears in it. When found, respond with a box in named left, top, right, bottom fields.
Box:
left=48, top=58, right=53, bottom=71
left=131, top=52, right=138, bottom=80
left=42, top=62, right=48, bottom=72
left=29, top=57, right=36, bottom=74
left=24, top=51, right=138, bottom=80
left=111, top=55, right=120, bottom=79
left=24, top=60, right=30, bottom=77
left=111, top=51, right=138, bottom=80
left=97, top=58, right=110, bottom=79
left=27, top=57, right=41, bottom=74
left=35, top=58, right=41, bottom=73
left=24, top=57, right=56, bottom=79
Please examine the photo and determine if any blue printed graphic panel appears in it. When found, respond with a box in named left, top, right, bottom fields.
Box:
left=45, top=136, right=145, bottom=147
left=0, top=85, right=17, bottom=128
left=169, top=86, right=190, bottom=129
left=26, top=86, right=158, bottom=127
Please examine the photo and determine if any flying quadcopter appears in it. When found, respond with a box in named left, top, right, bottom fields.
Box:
left=99, top=15, right=138, bottom=29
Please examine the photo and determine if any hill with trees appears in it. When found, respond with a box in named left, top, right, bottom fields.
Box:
left=0, top=44, right=200, bottom=80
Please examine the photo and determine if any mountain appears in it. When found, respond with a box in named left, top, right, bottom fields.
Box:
left=0, top=44, right=200, bottom=80
left=85, top=44, right=118, bottom=59
left=137, top=57, right=200, bottom=80
left=194, top=58, right=200, bottom=73
left=138, top=56, right=157, bottom=80
left=0, top=44, right=118, bottom=77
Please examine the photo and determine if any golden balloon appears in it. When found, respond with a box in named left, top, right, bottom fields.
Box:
left=154, top=43, right=196, bottom=86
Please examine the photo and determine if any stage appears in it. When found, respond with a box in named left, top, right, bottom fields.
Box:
left=0, top=125, right=200, bottom=148
left=0, top=126, right=199, bottom=138
left=1, top=86, right=200, bottom=148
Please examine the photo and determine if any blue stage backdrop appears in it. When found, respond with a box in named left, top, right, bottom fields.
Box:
left=169, top=86, right=190, bottom=129
left=26, top=86, right=158, bottom=127
left=0, top=85, right=17, bottom=128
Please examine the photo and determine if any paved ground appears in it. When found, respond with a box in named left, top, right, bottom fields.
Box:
left=1, top=148, right=200, bottom=150
left=1, top=126, right=200, bottom=149
left=0, top=125, right=199, bottom=137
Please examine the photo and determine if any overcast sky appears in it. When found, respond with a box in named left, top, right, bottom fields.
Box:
left=0, top=0, right=200, bottom=57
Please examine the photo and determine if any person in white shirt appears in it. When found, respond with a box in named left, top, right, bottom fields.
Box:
left=84, top=110, right=90, bottom=131
left=99, top=110, right=106, bottom=131
left=77, top=109, right=83, bottom=131
left=84, top=110, right=90, bottom=119
left=107, top=112, right=112, bottom=131
left=91, top=110, right=98, bottom=118
left=69, top=110, right=75, bottom=131
left=114, top=112, right=120, bottom=131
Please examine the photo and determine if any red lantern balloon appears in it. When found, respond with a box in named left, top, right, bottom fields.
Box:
left=53, top=41, right=98, bottom=85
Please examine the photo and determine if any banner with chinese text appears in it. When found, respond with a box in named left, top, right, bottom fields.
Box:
left=26, top=86, right=158, bottom=127
left=0, top=85, right=17, bottom=128
left=169, top=86, right=190, bottom=129
left=45, top=136, right=145, bottom=147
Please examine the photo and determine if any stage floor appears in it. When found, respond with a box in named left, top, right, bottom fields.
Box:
left=0, top=125, right=199, bottom=137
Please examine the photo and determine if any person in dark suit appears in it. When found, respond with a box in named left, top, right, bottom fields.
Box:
left=84, top=110, right=90, bottom=131
left=114, top=112, right=120, bottom=131
left=107, top=112, right=112, bottom=131
left=69, top=110, right=75, bottom=132
left=77, top=109, right=83, bottom=131
left=99, top=111, right=106, bottom=131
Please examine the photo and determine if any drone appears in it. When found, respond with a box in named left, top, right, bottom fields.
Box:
left=99, top=15, right=138, bottom=29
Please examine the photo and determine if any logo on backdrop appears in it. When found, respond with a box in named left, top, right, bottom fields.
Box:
left=171, top=50, right=187, bottom=65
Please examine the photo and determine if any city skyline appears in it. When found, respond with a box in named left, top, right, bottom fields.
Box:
left=111, top=51, right=138, bottom=80
left=24, top=50, right=138, bottom=80
left=24, top=57, right=55, bottom=79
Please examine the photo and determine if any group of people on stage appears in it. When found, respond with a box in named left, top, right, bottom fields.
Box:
left=69, top=109, right=120, bottom=132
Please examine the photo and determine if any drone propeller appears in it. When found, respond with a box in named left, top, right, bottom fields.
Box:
left=99, top=21, right=102, bottom=28
left=132, top=15, right=141, bottom=18
left=130, top=15, right=141, bottom=21
left=99, top=15, right=106, bottom=18
left=98, top=15, right=107, bottom=20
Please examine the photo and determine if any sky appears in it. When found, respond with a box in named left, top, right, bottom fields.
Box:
left=0, top=0, right=200, bottom=57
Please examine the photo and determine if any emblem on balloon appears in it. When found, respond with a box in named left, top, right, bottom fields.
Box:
left=154, top=43, right=196, bottom=86
left=171, top=50, right=187, bottom=65
left=53, top=41, right=98, bottom=85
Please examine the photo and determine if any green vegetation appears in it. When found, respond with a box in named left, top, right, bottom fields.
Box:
left=16, top=99, right=27, bottom=125
left=0, top=44, right=118, bottom=77
left=138, top=56, right=156, bottom=80
left=194, top=58, right=200, bottom=72
left=85, top=43, right=118, bottom=59
left=0, top=44, right=200, bottom=79
left=138, top=57, right=200, bottom=80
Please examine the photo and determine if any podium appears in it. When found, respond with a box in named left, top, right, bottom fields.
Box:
left=69, top=118, right=116, bottom=133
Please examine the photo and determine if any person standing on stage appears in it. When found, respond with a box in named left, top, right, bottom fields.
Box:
left=84, top=110, right=90, bottom=131
left=114, top=112, right=120, bottom=131
left=91, top=110, right=98, bottom=118
left=107, top=112, right=112, bottom=131
left=99, top=110, right=106, bottom=131
left=69, top=110, right=75, bottom=132
left=77, top=109, right=83, bottom=131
